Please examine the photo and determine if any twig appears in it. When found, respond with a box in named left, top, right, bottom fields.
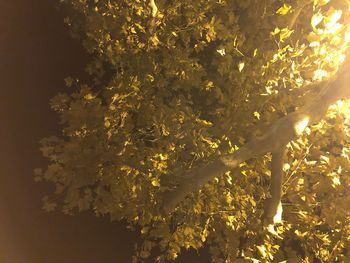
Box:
left=288, top=0, right=313, bottom=29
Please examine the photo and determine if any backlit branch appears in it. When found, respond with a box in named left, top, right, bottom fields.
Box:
left=162, top=65, right=350, bottom=216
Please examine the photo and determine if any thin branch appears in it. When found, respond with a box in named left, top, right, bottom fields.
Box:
left=288, top=0, right=313, bottom=29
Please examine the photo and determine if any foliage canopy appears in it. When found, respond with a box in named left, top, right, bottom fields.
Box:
left=37, top=0, right=350, bottom=261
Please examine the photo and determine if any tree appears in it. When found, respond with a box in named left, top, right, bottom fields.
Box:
left=36, top=0, right=350, bottom=261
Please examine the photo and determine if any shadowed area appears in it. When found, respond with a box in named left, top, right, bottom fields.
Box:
left=0, top=1, right=137, bottom=262
left=0, top=0, right=210, bottom=262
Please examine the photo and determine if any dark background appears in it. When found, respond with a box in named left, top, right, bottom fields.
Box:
left=0, top=0, right=209, bottom=262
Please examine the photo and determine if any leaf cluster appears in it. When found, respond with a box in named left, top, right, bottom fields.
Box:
left=38, top=0, right=350, bottom=261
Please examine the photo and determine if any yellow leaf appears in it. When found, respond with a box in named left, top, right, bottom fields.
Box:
left=183, top=226, right=193, bottom=235
left=257, top=245, right=267, bottom=258
left=104, top=119, right=111, bottom=128
left=196, top=118, right=213, bottom=126
left=314, top=0, right=330, bottom=7
left=325, top=9, right=342, bottom=25
left=279, top=28, right=293, bottom=42
left=158, top=153, right=168, bottom=161
left=105, top=120, right=111, bottom=128
left=320, top=155, right=330, bottom=164
left=276, top=4, right=291, bottom=15
left=282, top=163, right=290, bottom=171
left=295, top=229, right=308, bottom=237
left=332, top=176, right=341, bottom=187
left=150, top=35, right=160, bottom=46
left=311, top=12, right=323, bottom=28
left=84, top=93, right=95, bottom=100
left=249, top=198, right=256, bottom=207
left=225, top=172, right=233, bottom=185
left=216, top=48, right=226, bottom=56
left=313, top=69, right=328, bottom=81
left=271, top=27, right=280, bottom=36
left=225, top=192, right=233, bottom=204
left=238, top=61, right=245, bottom=72
left=309, top=41, right=320, bottom=47
left=253, top=111, right=260, bottom=120
left=151, top=178, right=160, bottom=187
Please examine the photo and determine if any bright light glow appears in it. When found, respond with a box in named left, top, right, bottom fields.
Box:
left=294, top=117, right=310, bottom=135
left=313, top=69, right=328, bottom=80
left=326, top=9, right=342, bottom=26
left=273, top=201, right=283, bottom=224
left=309, top=7, right=350, bottom=81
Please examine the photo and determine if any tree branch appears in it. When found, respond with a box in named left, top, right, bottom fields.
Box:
left=162, top=66, right=350, bottom=215
left=288, top=0, right=313, bottom=29
left=264, top=147, right=286, bottom=225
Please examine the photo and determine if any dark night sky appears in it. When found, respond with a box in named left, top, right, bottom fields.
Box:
left=0, top=1, right=209, bottom=262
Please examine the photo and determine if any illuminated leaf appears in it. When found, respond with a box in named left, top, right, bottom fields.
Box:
left=311, top=12, right=323, bottom=28
left=276, top=4, right=291, bottom=15
left=314, top=0, right=330, bottom=7
left=253, top=111, right=260, bottom=120
left=257, top=245, right=267, bottom=258
left=238, top=61, right=245, bottom=72
left=279, top=28, right=293, bottom=42
left=151, top=178, right=160, bottom=187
